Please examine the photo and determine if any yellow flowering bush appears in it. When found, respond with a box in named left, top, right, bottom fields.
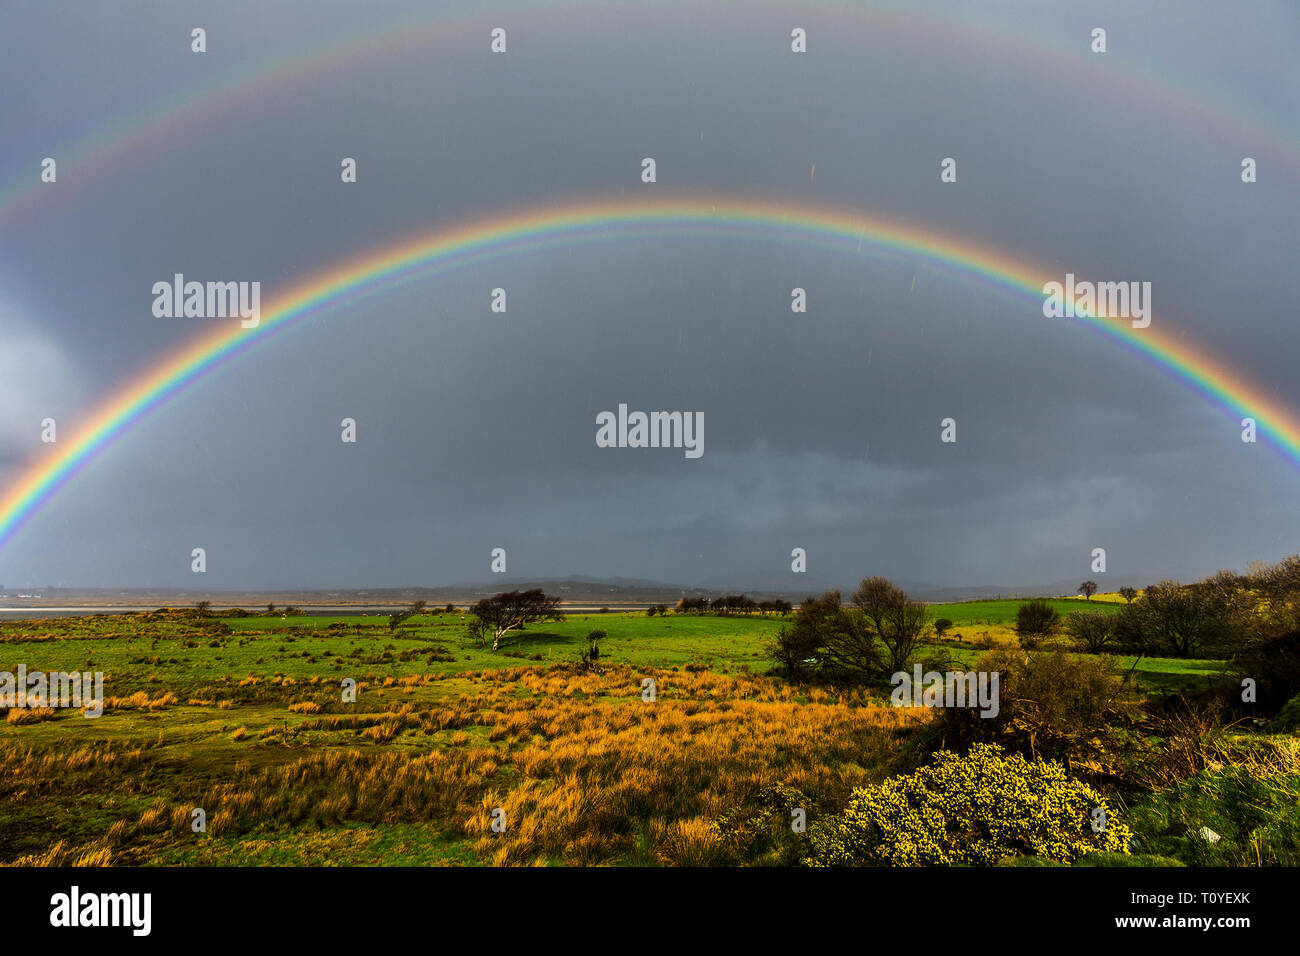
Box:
left=806, top=743, right=1130, bottom=866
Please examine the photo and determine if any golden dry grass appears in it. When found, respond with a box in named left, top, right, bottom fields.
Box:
left=76, top=665, right=930, bottom=865
left=5, top=706, right=58, bottom=725
left=0, top=840, right=114, bottom=867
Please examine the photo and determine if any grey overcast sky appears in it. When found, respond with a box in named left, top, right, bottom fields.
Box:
left=0, top=0, right=1297, bottom=592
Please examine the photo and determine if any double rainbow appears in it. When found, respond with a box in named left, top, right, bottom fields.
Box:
left=1, top=195, right=1295, bottom=548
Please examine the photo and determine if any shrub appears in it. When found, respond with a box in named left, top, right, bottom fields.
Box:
left=767, top=590, right=879, bottom=683
left=711, top=783, right=812, bottom=865
left=933, top=649, right=1136, bottom=766
left=1270, top=693, right=1300, bottom=733
left=805, top=744, right=1130, bottom=866
left=1015, top=600, right=1060, bottom=647
left=1235, top=629, right=1300, bottom=716
left=1065, top=610, right=1116, bottom=654
left=577, top=630, right=606, bottom=669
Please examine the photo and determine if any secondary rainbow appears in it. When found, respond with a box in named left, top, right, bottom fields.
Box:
left=4, top=0, right=1298, bottom=228
left=1, top=194, right=1296, bottom=548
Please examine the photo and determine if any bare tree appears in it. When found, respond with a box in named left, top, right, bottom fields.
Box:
left=850, top=577, right=928, bottom=675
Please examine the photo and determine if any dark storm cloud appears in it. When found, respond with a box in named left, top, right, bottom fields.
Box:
left=1, top=0, right=1297, bottom=590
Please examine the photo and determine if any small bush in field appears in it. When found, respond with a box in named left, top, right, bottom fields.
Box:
left=1016, top=600, right=1060, bottom=648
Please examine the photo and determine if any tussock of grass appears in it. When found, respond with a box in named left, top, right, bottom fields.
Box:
left=5, top=706, right=58, bottom=724
left=0, top=840, right=114, bottom=867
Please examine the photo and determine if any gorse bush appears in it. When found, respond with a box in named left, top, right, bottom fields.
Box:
left=805, top=744, right=1131, bottom=866
left=711, top=783, right=812, bottom=866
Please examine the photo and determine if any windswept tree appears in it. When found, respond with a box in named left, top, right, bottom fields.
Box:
left=851, top=577, right=927, bottom=675
left=468, top=589, right=565, bottom=651
left=1078, top=581, right=1098, bottom=601
left=388, top=599, right=427, bottom=632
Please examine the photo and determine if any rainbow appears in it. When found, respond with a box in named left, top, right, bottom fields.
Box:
left=3, top=0, right=1298, bottom=229
left=1, top=194, right=1296, bottom=548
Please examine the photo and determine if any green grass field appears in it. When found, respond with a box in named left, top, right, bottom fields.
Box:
left=0, top=605, right=1293, bottom=867
left=929, top=596, right=1126, bottom=625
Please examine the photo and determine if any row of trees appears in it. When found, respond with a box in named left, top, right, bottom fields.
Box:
left=455, top=590, right=800, bottom=653
left=674, top=595, right=794, bottom=616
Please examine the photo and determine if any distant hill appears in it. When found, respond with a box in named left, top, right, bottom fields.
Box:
left=0, top=573, right=1169, bottom=609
